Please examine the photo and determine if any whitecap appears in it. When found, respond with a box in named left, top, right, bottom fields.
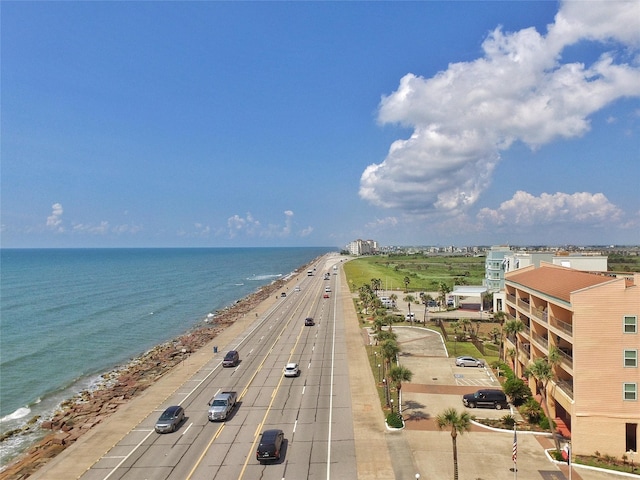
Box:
left=0, top=406, right=31, bottom=423
left=247, top=274, right=282, bottom=281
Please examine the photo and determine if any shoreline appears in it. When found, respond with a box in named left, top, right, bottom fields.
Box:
left=0, top=256, right=321, bottom=479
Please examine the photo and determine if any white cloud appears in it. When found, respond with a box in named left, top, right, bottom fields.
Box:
left=46, top=203, right=64, bottom=232
left=365, top=216, right=399, bottom=229
left=227, top=213, right=261, bottom=238
left=360, top=0, right=640, bottom=214
left=225, top=210, right=311, bottom=239
left=477, top=191, right=623, bottom=227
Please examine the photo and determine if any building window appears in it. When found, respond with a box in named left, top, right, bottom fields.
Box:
left=624, top=316, right=637, bottom=334
left=624, top=350, right=638, bottom=367
left=624, top=383, right=637, bottom=401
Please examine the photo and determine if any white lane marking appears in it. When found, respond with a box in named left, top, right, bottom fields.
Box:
left=183, top=422, right=193, bottom=435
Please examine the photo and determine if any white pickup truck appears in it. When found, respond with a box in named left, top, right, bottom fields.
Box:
left=208, top=391, right=237, bottom=421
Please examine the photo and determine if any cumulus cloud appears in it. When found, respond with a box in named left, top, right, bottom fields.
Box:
left=46, top=203, right=64, bottom=232
left=226, top=210, right=310, bottom=239
left=227, top=213, right=261, bottom=238
left=477, top=191, right=623, bottom=227
left=360, top=0, right=640, bottom=214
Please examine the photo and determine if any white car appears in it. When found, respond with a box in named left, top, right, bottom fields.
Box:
left=283, top=363, right=301, bottom=377
left=455, top=356, right=484, bottom=367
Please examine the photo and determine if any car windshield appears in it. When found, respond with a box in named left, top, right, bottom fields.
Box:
left=212, top=400, right=226, bottom=406
left=160, top=411, right=175, bottom=420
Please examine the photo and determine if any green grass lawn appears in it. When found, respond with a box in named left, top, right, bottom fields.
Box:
left=343, top=254, right=486, bottom=293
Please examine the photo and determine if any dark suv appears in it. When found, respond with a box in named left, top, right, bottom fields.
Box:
left=222, top=350, right=239, bottom=367
left=256, top=429, right=284, bottom=463
left=462, top=389, right=508, bottom=410
left=304, top=317, right=315, bottom=326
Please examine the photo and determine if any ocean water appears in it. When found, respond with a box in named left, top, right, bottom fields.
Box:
left=0, top=247, right=333, bottom=464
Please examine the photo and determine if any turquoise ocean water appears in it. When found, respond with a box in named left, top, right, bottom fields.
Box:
left=0, top=247, right=333, bottom=464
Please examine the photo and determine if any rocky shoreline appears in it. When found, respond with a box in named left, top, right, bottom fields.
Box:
left=0, top=264, right=310, bottom=480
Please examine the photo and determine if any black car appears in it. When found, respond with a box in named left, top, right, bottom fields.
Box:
left=155, top=405, right=185, bottom=433
left=222, top=350, right=240, bottom=367
left=462, top=389, right=508, bottom=410
left=256, top=429, right=284, bottom=463
left=304, top=317, right=315, bottom=326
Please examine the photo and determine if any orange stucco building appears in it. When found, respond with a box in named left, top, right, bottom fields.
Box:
left=503, top=263, right=640, bottom=458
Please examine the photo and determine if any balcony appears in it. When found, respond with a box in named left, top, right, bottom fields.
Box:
left=558, top=348, right=573, bottom=369
left=556, top=379, right=574, bottom=400
left=550, top=315, right=573, bottom=335
left=531, top=308, right=548, bottom=324
left=531, top=331, right=548, bottom=350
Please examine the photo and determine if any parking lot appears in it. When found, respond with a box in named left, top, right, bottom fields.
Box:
left=369, top=325, right=619, bottom=480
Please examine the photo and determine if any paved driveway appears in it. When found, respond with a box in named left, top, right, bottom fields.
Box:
left=384, top=326, right=618, bottom=480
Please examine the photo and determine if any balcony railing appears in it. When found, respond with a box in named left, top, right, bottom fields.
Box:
left=531, top=331, right=548, bottom=349
left=530, top=308, right=549, bottom=324
left=558, top=348, right=573, bottom=369
left=556, top=379, right=574, bottom=399
left=550, top=315, right=573, bottom=335
left=517, top=298, right=530, bottom=310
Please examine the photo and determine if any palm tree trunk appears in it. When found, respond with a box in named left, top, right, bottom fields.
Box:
left=452, top=433, right=459, bottom=480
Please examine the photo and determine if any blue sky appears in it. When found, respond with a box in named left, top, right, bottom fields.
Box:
left=2, top=1, right=639, bottom=249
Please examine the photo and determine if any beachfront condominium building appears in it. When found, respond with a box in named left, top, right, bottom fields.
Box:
left=346, top=239, right=378, bottom=256
left=503, top=263, right=640, bottom=458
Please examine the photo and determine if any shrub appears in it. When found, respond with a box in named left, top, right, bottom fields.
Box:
left=501, top=414, right=516, bottom=428
left=539, top=416, right=550, bottom=430
left=386, top=412, right=404, bottom=428
left=520, top=397, right=543, bottom=423
left=503, top=377, right=532, bottom=406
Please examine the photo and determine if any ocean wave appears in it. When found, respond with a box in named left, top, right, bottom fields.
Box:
left=0, top=406, right=31, bottom=423
left=246, top=274, right=282, bottom=281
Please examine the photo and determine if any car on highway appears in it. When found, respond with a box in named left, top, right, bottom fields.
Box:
left=222, top=350, right=240, bottom=367
left=455, top=355, right=484, bottom=367
left=304, top=317, right=315, bottom=326
left=323, top=293, right=329, bottom=298
left=283, top=363, right=301, bottom=377
left=462, top=389, right=508, bottom=409
left=256, top=429, right=285, bottom=463
left=155, top=405, right=185, bottom=433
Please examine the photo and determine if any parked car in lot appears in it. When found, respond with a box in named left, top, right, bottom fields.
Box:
left=455, top=356, right=484, bottom=367
left=256, top=429, right=285, bottom=463
left=222, top=350, right=239, bottom=367
left=283, top=363, right=301, bottom=377
left=155, top=405, right=185, bottom=433
left=462, top=389, right=508, bottom=409
left=304, top=317, right=315, bottom=326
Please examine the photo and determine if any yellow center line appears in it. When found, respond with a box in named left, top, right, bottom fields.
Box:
left=185, top=423, right=225, bottom=480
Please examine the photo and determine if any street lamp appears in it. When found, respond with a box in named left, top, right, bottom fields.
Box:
left=415, top=475, right=420, bottom=480
left=390, top=398, right=394, bottom=413
left=377, top=364, right=381, bottom=382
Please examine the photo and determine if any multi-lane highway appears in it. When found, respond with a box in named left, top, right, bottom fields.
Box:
left=79, top=256, right=356, bottom=480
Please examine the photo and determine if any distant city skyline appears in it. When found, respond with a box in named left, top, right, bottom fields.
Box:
left=2, top=1, right=639, bottom=248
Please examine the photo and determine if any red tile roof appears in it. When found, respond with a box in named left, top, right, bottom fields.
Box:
left=505, top=264, right=613, bottom=303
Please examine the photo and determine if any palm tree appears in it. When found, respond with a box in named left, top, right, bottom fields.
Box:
left=403, top=294, right=416, bottom=324
left=493, top=310, right=507, bottom=358
left=380, top=339, right=400, bottom=406
left=436, top=408, right=472, bottom=480
left=524, top=347, right=561, bottom=450
left=420, top=292, right=434, bottom=323
left=403, top=276, right=411, bottom=293
left=370, top=278, right=382, bottom=296
left=503, top=319, right=524, bottom=375
left=438, top=282, right=451, bottom=310
left=389, top=365, right=413, bottom=409
left=389, top=293, right=398, bottom=308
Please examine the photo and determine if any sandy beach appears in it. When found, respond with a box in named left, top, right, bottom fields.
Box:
left=0, top=257, right=320, bottom=480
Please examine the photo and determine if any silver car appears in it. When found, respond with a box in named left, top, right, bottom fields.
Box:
left=283, top=363, right=301, bottom=377
left=155, top=405, right=184, bottom=433
left=455, top=356, right=484, bottom=367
